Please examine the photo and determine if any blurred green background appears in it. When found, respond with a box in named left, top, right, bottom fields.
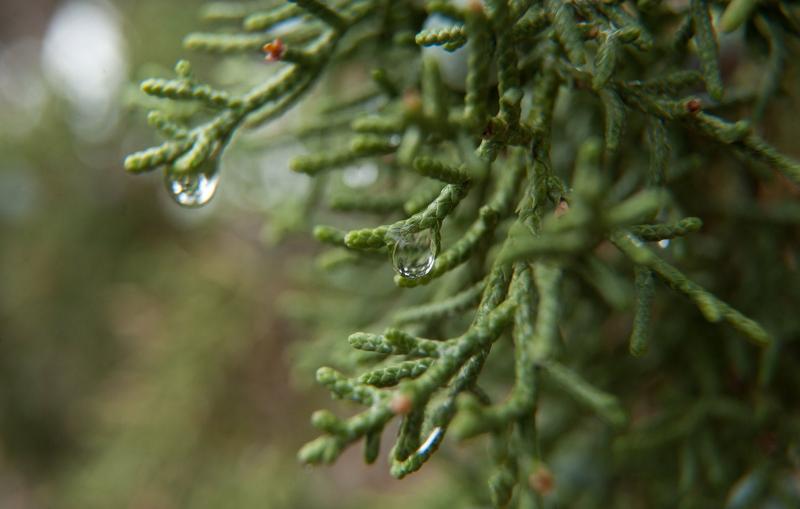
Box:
left=0, top=1, right=468, bottom=507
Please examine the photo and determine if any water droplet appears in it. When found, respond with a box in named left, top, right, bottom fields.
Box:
left=165, top=168, right=219, bottom=208
left=658, top=239, right=670, bottom=249
left=416, top=427, right=444, bottom=457
left=390, top=228, right=437, bottom=279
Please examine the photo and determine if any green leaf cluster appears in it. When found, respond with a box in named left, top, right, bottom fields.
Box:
left=126, top=0, right=800, bottom=506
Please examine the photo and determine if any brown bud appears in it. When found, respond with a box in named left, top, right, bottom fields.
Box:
left=402, top=89, right=422, bottom=114
left=390, top=393, right=413, bottom=415
left=685, top=98, right=702, bottom=114
left=529, top=464, right=555, bottom=495
left=262, top=39, right=286, bottom=62
left=554, top=200, right=570, bottom=218
left=468, top=0, right=484, bottom=14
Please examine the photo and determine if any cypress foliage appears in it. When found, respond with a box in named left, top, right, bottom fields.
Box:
left=126, top=0, right=800, bottom=506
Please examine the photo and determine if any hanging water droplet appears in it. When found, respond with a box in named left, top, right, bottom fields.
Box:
left=164, top=168, right=219, bottom=208
left=390, top=228, right=437, bottom=279
left=658, top=239, right=671, bottom=249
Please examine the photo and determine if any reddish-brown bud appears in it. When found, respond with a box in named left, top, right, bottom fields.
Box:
left=468, top=0, right=484, bottom=14
left=529, top=465, right=555, bottom=495
left=686, top=98, right=702, bottom=114
left=263, top=39, right=286, bottom=62
left=554, top=199, right=570, bottom=218
left=390, top=392, right=413, bottom=415
left=402, top=89, right=422, bottom=114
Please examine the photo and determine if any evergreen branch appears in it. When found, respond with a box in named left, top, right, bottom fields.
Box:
left=124, top=139, right=194, bottom=174
left=646, top=117, right=669, bottom=186
left=597, top=2, right=654, bottom=51
left=316, top=366, right=378, bottom=405
left=593, top=30, right=622, bottom=91
left=313, top=225, right=348, bottom=247
left=632, top=70, right=705, bottom=96
left=357, top=359, right=434, bottom=387
left=490, top=0, right=520, bottom=126
left=690, top=113, right=800, bottom=185
left=550, top=0, right=588, bottom=66
left=146, top=111, right=189, bottom=139
left=451, top=263, right=545, bottom=439
left=415, top=25, right=466, bottom=51
left=629, top=217, right=703, bottom=241
left=290, top=135, right=398, bottom=175
left=345, top=183, right=469, bottom=250
left=303, top=274, right=515, bottom=470
left=140, top=77, right=241, bottom=109
left=243, top=4, right=302, bottom=31
left=629, top=266, right=655, bottom=357
left=720, top=0, right=759, bottom=33
left=392, top=407, right=425, bottom=462
left=200, top=2, right=274, bottom=23
left=690, top=0, right=724, bottom=100
left=463, top=2, right=492, bottom=131
left=395, top=204, right=499, bottom=287
left=289, top=0, right=347, bottom=32
left=396, top=154, right=525, bottom=287
left=297, top=402, right=394, bottom=464
left=411, top=156, right=471, bottom=185
left=611, top=232, right=772, bottom=346
left=126, top=1, right=374, bottom=176
left=673, top=12, right=695, bottom=52
left=351, top=113, right=405, bottom=134
left=599, top=87, right=626, bottom=159
left=348, top=329, right=443, bottom=358
left=511, top=7, right=549, bottom=41
left=391, top=277, right=487, bottom=325
left=123, top=1, right=800, bottom=502
left=404, top=180, right=445, bottom=215
left=751, top=15, right=786, bottom=123
left=183, top=32, right=271, bottom=53
left=542, top=360, right=628, bottom=427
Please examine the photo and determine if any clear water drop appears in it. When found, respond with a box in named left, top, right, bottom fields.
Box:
left=658, top=239, right=671, bottom=249
left=165, top=169, right=219, bottom=208
left=390, top=228, right=437, bottom=279
left=416, top=426, right=444, bottom=457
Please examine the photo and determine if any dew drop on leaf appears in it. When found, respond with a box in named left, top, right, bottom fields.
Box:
left=391, top=228, right=437, bottom=279
left=164, top=169, right=219, bottom=208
